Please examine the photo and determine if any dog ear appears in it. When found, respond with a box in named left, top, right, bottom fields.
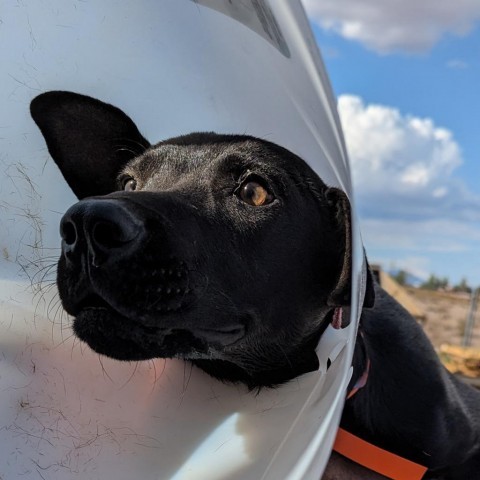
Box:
left=325, top=187, right=352, bottom=310
left=363, top=257, right=376, bottom=308
left=30, top=91, right=150, bottom=199
left=325, top=188, right=376, bottom=324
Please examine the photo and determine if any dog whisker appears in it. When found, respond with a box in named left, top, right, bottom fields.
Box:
left=118, top=361, right=139, bottom=390
left=179, top=362, right=194, bottom=405
left=150, top=359, right=167, bottom=391
left=53, top=331, right=76, bottom=349
left=97, top=355, right=114, bottom=383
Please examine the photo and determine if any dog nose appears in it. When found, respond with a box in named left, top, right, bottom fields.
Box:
left=60, top=199, right=145, bottom=267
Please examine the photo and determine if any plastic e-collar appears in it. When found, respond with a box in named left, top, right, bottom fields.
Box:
left=0, top=1, right=364, bottom=479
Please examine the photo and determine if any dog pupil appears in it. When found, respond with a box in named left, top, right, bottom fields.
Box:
left=243, top=182, right=266, bottom=206
left=124, top=179, right=137, bottom=191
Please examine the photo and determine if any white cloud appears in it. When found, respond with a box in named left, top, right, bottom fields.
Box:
left=337, top=95, right=480, bottom=222
left=360, top=217, right=480, bottom=285
left=373, top=255, right=431, bottom=281
left=302, top=0, right=480, bottom=53
left=432, top=187, right=448, bottom=198
left=446, top=59, right=469, bottom=69
left=337, top=97, right=480, bottom=283
left=360, top=218, right=480, bottom=253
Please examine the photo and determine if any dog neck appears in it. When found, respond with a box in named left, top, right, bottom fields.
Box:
left=333, top=330, right=428, bottom=479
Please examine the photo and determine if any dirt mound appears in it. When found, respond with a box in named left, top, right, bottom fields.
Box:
left=406, top=288, right=480, bottom=349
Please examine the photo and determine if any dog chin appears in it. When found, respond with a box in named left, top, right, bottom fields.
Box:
left=72, top=307, right=210, bottom=361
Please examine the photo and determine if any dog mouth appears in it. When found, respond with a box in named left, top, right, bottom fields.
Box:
left=75, top=293, right=111, bottom=312
left=71, top=294, right=246, bottom=361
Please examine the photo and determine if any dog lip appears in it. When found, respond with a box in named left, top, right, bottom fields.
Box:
left=193, top=326, right=245, bottom=345
left=72, top=293, right=111, bottom=314
left=73, top=297, right=245, bottom=346
left=73, top=307, right=244, bottom=361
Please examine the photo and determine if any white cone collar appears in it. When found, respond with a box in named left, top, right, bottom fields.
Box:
left=0, top=2, right=366, bottom=478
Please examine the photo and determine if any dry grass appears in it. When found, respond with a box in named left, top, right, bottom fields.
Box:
left=406, top=288, right=480, bottom=349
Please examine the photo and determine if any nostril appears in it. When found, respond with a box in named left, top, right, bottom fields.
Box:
left=60, top=199, right=144, bottom=266
left=61, top=220, right=77, bottom=246
left=92, top=221, right=127, bottom=249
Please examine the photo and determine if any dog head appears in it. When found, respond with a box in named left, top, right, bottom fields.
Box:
left=31, top=91, right=373, bottom=388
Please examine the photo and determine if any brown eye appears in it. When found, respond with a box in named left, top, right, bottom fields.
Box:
left=123, top=177, right=137, bottom=191
left=238, top=181, right=273, bottom=206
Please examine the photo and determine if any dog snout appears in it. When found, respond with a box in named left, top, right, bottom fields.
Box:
left=60, top=199, right=145, bottom=267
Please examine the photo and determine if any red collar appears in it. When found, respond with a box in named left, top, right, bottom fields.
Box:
left=331, top=308, right=428, bottom=480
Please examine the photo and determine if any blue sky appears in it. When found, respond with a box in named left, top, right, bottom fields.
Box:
left=303, top=1, right=480, bottom=287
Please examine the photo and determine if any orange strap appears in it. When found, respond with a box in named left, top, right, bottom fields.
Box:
left=333, top=428, right=428, bottom=480
left=346, top=359, right=370, bottom=400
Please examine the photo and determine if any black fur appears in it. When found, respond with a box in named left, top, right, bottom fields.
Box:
left=31, top=91, right=480, bottom=478
left=344, top=286, right=480, bottom=479
left=31, top=91, right=352, bottom=389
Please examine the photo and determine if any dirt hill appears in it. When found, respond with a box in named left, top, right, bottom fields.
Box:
left=406, top=288, right=480, bottom=349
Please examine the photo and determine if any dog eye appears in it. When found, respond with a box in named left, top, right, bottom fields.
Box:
left=238, top=180, right=273, bottom=206
left=122, top=177, right=137, bottom=192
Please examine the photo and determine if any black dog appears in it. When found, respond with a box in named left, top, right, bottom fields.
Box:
left=31, top=92, right=480, bottom=479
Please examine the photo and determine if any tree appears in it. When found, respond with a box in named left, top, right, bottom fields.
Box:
left=453, top=277, right=472, bottom=294
left=392, top=270, right=408, bottom=286
left=420, top=274, right=449, bottom=291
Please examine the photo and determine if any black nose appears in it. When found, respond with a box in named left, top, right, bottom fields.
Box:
left=60, top=199, right=145, bottom=267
